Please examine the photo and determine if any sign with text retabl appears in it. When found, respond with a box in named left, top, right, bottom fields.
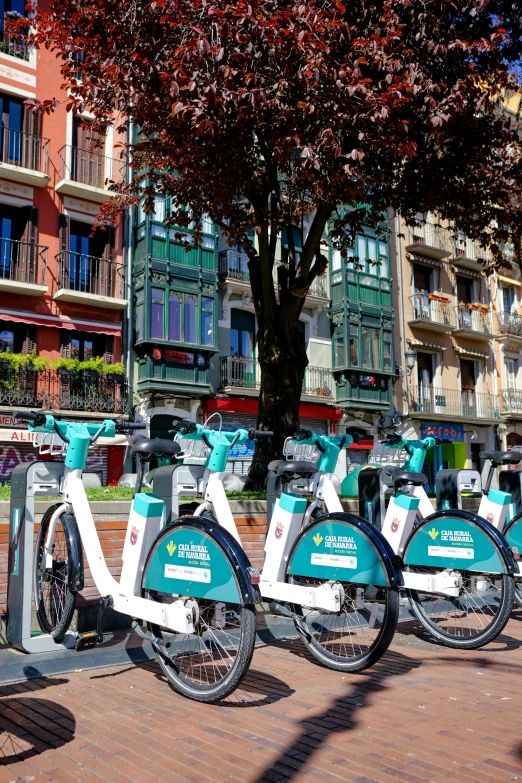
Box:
left=421, top=421, right=465, bottom=442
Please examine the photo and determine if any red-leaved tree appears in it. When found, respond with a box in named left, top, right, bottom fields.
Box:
left=24, top=0, right=522, bottom=484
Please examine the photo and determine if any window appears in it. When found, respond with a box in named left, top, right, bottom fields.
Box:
left=378, top=240, right=388, bottom=277
left=505, top=358, right=517, bottom=390
left=456, top=276, right=473, bottom=304
left=201, top=297, right=213, bottom=346
left=168, top=293, right=181, bottom=342
left=281, top=226, right=303, bottom=266
left=417, top=352, right=434, bottom=405
left=184, top=296, right=196, bottom=343
left=0, top=93, right=22, bottom=164
left=151, top=287, right=164, bottom=339
left=352, top=233, right=390, bottom=277
left=361, top=326, right=380, bottom=369
left=334, top=331, right=345, bottom=367
left=231, top=310, right=255, bottom=357
left=135, top=289, right=144, bottom=341
left=349, top=325, right=358, bottom=366
left=460, top=358, right=476, bottom=390
left=383, top=332, right=392, bottom=372
left=508, top=433, right=522, bottom=450
left=61, top=331, right=107, bottom=361
left=0, top=1, right=28, bottom=61
left=0, top=328, right=13, bottom=352
left=503, top=285, right=517, bottom=314
left=413, top=264, right=431, bottom=293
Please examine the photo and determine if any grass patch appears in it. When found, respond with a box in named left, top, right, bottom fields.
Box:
left=0, top=484, right=269, bottom=502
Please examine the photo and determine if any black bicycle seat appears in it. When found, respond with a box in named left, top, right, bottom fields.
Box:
left=480, top=450, right=522, bottom=465
left=131, top=438, right=181, bottom=459
left=268, top=460, right=319, bottom=477
left=382, top=465, right=426, bottom=487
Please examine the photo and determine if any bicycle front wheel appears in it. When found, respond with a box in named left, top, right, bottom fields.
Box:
left=34, top=506, right=78, bottom=642
left=142, top=517, right=257, bottom=702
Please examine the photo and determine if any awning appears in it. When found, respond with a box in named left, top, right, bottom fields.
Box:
left=204, top=397, right=342, bottom=421
left=0, top=308, right=121, bottom=336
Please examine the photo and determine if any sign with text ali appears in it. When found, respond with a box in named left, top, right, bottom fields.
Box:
left=421, top=421, right=465, bottom=442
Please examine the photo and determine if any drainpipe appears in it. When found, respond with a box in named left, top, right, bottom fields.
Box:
left=395, top=212, right=409, bottom=417
left=125, top=121, right=133, bottom=408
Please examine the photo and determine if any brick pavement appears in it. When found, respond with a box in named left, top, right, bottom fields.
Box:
left=2, top=612, right=522, bottom=783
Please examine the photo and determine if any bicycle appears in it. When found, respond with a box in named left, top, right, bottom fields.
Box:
left=17, top=411, right=261, bottom=703
left=156, top=421, right=404, bottom=673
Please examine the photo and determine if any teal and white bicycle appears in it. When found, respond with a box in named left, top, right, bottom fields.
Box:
left=16, top=411, right=261, bottom=703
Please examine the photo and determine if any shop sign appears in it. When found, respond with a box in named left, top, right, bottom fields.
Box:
left=421, top=421, right=464, bottom=442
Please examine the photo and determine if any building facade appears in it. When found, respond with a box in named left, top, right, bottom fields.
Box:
left=0, top=25, right=129, bottom=484
left=391, top=213, right=521, bottom=489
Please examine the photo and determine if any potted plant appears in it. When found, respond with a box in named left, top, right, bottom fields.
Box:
left=469, top=302, right=490, bottom=314
left=0, top=352, right=25, bottom=372
left=428, top=292, right=450, bottom=303
left=24, top=353, right=49, bottom=372
left=102, top=361, right=126, bottom=381
left=53, top=357, right=79, bottom=376
left=78, top=356, right=104, bottom=378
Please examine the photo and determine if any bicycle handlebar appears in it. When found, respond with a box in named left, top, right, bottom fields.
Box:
left=115, top=421, right=147, bottom=434
left=248, top=429, right=273, bottom=439
left=14, top=411, right=48, bottom=426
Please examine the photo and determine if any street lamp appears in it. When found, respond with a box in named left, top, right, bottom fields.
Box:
left=405, top=348, right=417, bottom=374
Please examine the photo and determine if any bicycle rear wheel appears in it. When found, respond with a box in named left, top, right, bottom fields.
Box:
left=142, top=517, right=257, bottom=702
left=34, top=506, right=78, bottom=642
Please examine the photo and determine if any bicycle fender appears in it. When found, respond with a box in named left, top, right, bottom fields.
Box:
left=61, top=513, right=84, bottom=591
left=142, top=516, right=260, bottom=606
left=503, top=512, right=522, bottom=560
left=403, top=510, right=516, bottom=575
left=286, top=512, right=402, bottom=588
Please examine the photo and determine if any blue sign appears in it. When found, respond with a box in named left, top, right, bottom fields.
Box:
left=421, top=421, right=465, bottom=442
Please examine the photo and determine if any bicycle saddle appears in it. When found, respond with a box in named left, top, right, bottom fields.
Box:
left=131, top=438, right=181, bottom=459
left=479, top=450, right=522, bottom=465
left=268, top=460, right=318, bottom=477
left=382, top=465, right=426, bottom=487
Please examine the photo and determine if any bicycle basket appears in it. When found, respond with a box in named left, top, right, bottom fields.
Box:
left=33, top=431, right=67, bottom=457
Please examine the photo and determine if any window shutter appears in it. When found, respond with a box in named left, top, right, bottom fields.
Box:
left=23, top=325, right=37, bottom=356
left=23, top=105, right=41, bottom=169
left=60, top=331, right=72, bottom=358
left=104, top=336, right=114, bottom=364
left=59, top=213, right=70, bottom=254
left=21, top=206, right=38, bottom=282
left=103, top=225, right=115, bottom=261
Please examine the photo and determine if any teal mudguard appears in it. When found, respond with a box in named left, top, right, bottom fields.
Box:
left=287, top=512, right=402, bottom=587
left=142, top=516, right=260, bottom=605
left=403, top=510, right=516, bottom=575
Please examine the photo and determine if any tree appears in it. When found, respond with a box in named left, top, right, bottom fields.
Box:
left=25, top=0, right=522, bottom=484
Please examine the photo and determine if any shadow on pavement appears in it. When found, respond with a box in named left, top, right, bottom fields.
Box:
left=251, top=649, right=420, bottom=783
left=0, top=693, right=75, bottom=766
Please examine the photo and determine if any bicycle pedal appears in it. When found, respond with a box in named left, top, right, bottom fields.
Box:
left=75, top=631, right=103, bottom=651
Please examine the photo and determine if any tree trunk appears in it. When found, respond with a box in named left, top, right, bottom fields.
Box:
left=246, top=321, right=308, bottom=489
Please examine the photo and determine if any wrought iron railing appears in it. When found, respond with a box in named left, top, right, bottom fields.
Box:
left=410, top=293, right=455, bottom=327
left=220, top=355, right=333, bottom=398
left=0, top=15, right=29, bottom=60
left=496, top=311, right=522, bottom=338
left=501, top=389, right=522, bottom=415
left=0, top=367, right=130, bottom=413
left=409, top=385, right=500, bottom=419
left=453, top=236, right=488, bottom=263
left=408, top=221, right=451, bottom=253
left=58, top=144, right=122, bottom=189
left=56, top=251, right=124, bottom=299
left=218, top=250, right=328, bottom=298
left=455, top=305, right=491, bottom=333
left=0, top=238, right=47, bottom=285
left=0, top=125, right=50, bottom=174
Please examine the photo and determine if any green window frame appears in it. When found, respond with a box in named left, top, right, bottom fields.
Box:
left=335, top=320, right=393, bottom=373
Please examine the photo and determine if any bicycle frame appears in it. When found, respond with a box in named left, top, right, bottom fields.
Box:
left=35, top=416, right=194, bottom=634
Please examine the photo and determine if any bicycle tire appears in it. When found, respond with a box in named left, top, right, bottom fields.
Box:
left=515, top=583, right=522, bottom=609
left=143, top=517, right=257, bottom=703
left=34, top=505, right=77, bottom=642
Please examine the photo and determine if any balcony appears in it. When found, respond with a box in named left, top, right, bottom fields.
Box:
left=405, top=222, right=451, bottom=260
left=220, top=355, right=334, bottom=400
left=452, top=237, right=489, bottom=271
left=495, top=311, right=522, bottom=343
left=54, top=251, right=127, bottom=310
left=137, top=355, right=210, bottom=396
left=453, top=305, right=494, bottom=340
left=0, top=367, right=130, bottom=415
left=501, top=389, right=522, bottom=419
left=408, top=294, right=455, bottom=333
left=55, top=145, right=123, bottom=203
left=218, top=249, right=329, bottom=300
left=0, top=238, right=47, bottom=295
left=0, top=126, right=50, bottom=187
left=409, top=385, right=500, bottom=421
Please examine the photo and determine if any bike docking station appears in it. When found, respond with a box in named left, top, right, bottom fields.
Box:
left=6, top=458, right=72, bottom=653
